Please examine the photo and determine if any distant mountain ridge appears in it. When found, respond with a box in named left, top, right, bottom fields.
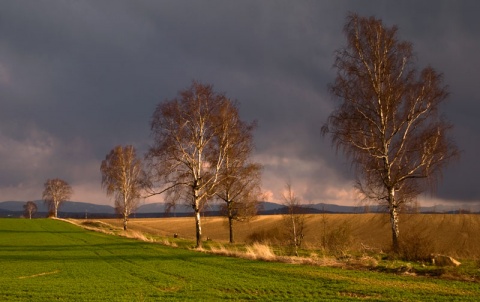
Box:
left=1, top=200, right=477, bottom=218
left=0, top=200, right=115, bottom=213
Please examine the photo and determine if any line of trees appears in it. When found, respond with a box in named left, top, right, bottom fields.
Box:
left=20, top=179, right=73, bottom=219
left=100, top=82, right=262, bottom=246
left=20, top=14, right=457, bottom=255
left=97, top=13, right=457, bottom=253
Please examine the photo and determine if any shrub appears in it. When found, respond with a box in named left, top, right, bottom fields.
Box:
left=323, top=223, right=353, bottom=256
left=398, top=229, right=434, bottom=262
left=246, top=227, right=284, bottom=244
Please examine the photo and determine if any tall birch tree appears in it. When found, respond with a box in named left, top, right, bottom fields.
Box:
left=101, top=145, right=143, bottom=231
left=146, top=81, right=233, bottom=248
left=322, top=14, right=459, bottom=252
left=42, top=178, right=73, bottom=218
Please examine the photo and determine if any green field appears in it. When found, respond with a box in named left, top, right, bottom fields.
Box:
left=1, top=219, right=479, bottom=301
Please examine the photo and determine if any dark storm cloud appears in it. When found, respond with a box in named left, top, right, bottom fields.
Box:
left=0, top=1, right=478, bottom=208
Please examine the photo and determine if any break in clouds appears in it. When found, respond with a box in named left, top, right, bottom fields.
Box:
left=0, top=1, right=479, bottom=210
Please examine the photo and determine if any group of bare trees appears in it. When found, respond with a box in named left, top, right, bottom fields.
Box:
left=100, top=82, right=262, bottom=247
left=24, top=178, right=73, bottom=219
left=97, top=13, right=457, bottom=254
left=20, top=14, right=457, bottom=254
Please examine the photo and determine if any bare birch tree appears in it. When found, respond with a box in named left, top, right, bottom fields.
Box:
left=146, top=81, right=233, bottom=248
left=322, top=14, right=459, bottom=252
left=101, top=145, right=143, bottom=231
left=282, top=182, right=306, bottom=257
left=42, top=178, right=73, bottom=218
left=23, top=201, right=37, bottom=219
left=215, top=100, right=262, bottom=243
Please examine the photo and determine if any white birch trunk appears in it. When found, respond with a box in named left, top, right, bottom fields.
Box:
left=195, top=206, right=202, bottom=248
left=388, top=188, right=400, bottom=252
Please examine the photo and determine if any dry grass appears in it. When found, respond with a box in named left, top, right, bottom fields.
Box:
left=121, top=230, right=155, bottom=242
left=245, top=243, right=276, bottom=261
left=63, top=219, right=117, bottom=236
left=206, top=242, right=348, bottom=268
left=95, top=213, right=480, bottom=259
left=207, top=243, right=276, bottom=261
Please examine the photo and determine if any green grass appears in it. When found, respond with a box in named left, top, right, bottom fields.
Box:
left=1, top=219, right=479, bottom=301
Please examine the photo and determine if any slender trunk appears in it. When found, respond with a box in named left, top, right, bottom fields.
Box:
left=291, top=213, right=298, bottom=257
left=388, top=188, right=400, bottom=253
left=123, top=196, right=128, bottom=231
left=390, top=206, right=399, bottom=252
left=123, top=215, right=128, bottom=231
left=29, top=212, right=32, bottom=219
left=193, top=184, right=202, bottom=248
left=195, top=206, right=202, bottom=248
left=228, top=203, right=234, bottom=243
left=321, top=213, right=327, bottom=249
left=54, top=202, right=58, bottom=218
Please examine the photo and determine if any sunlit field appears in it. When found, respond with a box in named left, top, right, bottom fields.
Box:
left=100, top=213, right=480, bottom=259
left=1, top=218, right=480, bottom=301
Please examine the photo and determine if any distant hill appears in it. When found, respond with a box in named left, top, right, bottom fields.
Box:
left=135, top=201, right=287, bottom=215
left=307, top=203, right=384, bottom=213
left=0, top=201, right=47, bottom=212
left=0, top=200, right=114, bottom=213
left=136, top=202, right=166, bottom=213
left=1, top=200, right=477, bottom=218
left=0, top=201, right=115, bottom=218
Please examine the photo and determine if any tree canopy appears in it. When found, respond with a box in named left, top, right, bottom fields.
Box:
left=147, top=81, right=242, bottom=247
left=101, top=145, right=144, bottom=230
left=322, top=14, right=459, bottom=251
left=42, top=178, right=73, bottom=218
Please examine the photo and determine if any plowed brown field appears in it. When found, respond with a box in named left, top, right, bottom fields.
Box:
left=98, top=214, right=480, bottom=258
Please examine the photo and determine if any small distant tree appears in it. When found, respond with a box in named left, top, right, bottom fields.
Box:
left=215, top=100, right=262, bottom=244
left=23, top=201, right=37, bottom=219
left=100, top=145, right=144, bottom=231
left=42, top=178, right=73, bottom=218
left=322, top=14, right=459, bottom=252
left=282, top=182, right=306, bottom=257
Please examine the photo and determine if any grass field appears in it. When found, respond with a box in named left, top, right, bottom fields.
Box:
left=101, top=213, right=480, bottom=259
left=1, top=218, right=480, bottom=301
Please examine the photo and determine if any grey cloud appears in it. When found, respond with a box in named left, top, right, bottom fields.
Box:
left=0, top=1, right=478, bottom=205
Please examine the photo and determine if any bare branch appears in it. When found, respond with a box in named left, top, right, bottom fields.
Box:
left=323, top=13, right=459, bottom=252
left=42, top=178, right=73, bottom=218
left=146, top=81, right=247, bottom=248
left=100, top=145, right=144, bottom=230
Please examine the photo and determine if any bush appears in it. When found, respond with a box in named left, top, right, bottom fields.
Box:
left=323, top=223, right=353, bottom=256
left=246, top=227, right=284, bottom=244
left=398, top=229, right=435, bottom=262
left=81, top=221, right=105, bottom=228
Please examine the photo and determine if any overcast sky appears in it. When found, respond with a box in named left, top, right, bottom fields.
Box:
left=1, top=1, right=479, bottom=210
